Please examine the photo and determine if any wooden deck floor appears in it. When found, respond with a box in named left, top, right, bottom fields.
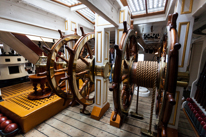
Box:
left=1, top=82, right=196, bottom=137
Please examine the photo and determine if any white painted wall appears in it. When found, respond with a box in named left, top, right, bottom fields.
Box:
left=188, top=41, right=203, bottom=86
left=192, top=0, right=206, bottom=15
left=0, top=0, right=94, bottom=39
left=0, top=0, right=64, bottom=39
left=21, top=0, right=94, bottom=30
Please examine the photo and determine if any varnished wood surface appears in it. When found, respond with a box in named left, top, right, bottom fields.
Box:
left=0, top=82, right=195, bottom=137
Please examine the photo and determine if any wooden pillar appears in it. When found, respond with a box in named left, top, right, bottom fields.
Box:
left=91, top=13, right=111, bottom=120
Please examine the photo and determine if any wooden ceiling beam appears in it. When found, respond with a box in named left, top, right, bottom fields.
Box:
left=120, top=0, right=128, bottom=6
left=164, top=0, right=168, bottom=12
left=76, top=11, right=95, bottom=25
left=131, top=10, right=165, bottom=18
left=78, top=0, right=119, bottom=27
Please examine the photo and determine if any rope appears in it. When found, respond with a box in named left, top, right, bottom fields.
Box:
left=134, top=61, right=158, bottom=132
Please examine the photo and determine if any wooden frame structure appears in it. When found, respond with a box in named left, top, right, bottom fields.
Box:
left=120, top=0, right=168, bottom=18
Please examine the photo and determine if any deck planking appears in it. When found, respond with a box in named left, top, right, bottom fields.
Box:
left=0, top=82, right=196, bottom=137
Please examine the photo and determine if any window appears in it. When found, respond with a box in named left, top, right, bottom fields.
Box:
left=127, top=0, right=168, bottom=18
left=8, top=66, right=20, bottom=74
left=76, top=8, right=95, bottom=23
left=52, top=0, right=81, bottom=7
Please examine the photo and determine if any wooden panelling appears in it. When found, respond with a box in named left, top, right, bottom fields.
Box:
left=178, top=22, right=190, bottom=67
left=96, top=79, right=101, bottom=105
left=96, top=31, right=102, bottom=63
left=181, top=0, right=193, bottom=14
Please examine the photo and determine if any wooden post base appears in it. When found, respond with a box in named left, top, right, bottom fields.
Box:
left=91, top=102, right=110, bottom=120
left=110, top=111, right=121, bottom=128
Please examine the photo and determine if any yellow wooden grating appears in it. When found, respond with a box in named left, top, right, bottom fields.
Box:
left=0, top=82, right=70, bottom=133
left=4, top=93, right=59, bottom=111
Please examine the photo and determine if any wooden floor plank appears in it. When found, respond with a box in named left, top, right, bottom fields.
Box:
left=5, top=82, right=195, bottom=137
left=62, top=108, right=139, bottom=137
left=178, top=126, right=196, bottom=137
left=35, top=123, right=69, bottom=137
left=45, top=117, right=94, bottom=137
left=54, top=113, right=115, bottom=137
left=24, top=129, right=48, bottom=137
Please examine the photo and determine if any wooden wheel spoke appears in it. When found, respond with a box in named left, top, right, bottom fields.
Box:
left=54, top=67, right=68, bottom=73
left=58, top=30, right=64, bottom=38
left=65, top=45, right=74, bottom=54
left=85, top=54, right=90, bottom=58
left=79, top=56, right=89, bottom=66
left=59, top=75, right=70, bottom=84
left=57, top=54, right=68, bottom=63
left=126, top=43, right=130, bottom=60
left=122, top=74, right=128, bottom=81
left=51, top=74, right=55, bottom=79
left=85, top=83, right=94, bottom=99
left=79, top=79, right=89, bottom=93
left=85, top=43, right=93, bottom=59
left=114, top=45, right=122, bottom=56
left=92, top=49, right=95, bottom=55
left=121, top=89, right=125, bottom=99
left=58, top=80, right=65, bottom=87
left=76, top=70, right=89, bottom=77
left=43, top=45, right=52, bottom=53
left=124, top=59, right=128, bottom=69
left=54, top=49, right=58, bottom=53
left=109, top=83, right=117, bottom=91
left=80, top=47, right=84, bottom=56
left=37, top=71, right=47, bottom=76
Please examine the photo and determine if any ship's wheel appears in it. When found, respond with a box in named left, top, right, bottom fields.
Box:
left=46, top=28, right=95, bottom=114
left=45, top=30, right=80, bottom=102
left=110, top=21, right=137, bottom=121
left=68, top=27, right=95, bottom=114
left=110, top=13, right=180, bottom=137
left=156, top=33, right=167, bottom=116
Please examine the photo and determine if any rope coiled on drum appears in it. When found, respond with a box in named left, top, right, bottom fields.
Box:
left=133, top=61, right=158, bottom=132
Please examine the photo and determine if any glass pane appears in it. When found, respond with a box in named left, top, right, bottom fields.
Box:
left=128, top=0, right=146, bottom=15
left=56, top=0, right=81, bottom=6
left=78, top=8, right=95, bottom=22
left=147, top=0, right=165, bottom=13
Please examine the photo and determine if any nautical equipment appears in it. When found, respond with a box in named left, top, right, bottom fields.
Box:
left=0, top=43, right=28, bottom=81
left=0, top=117, right=7, bottom=125
left=44, top=27, right=105, bottom=114
left=3, top=123, right=18, bottom=136
left=35, top=52, right=47, bottom=74
left=28, top=52, right=52, bottom=100
left=110, top=13, right=180, bottom=137
left=0, top=120, right=12, bottom=130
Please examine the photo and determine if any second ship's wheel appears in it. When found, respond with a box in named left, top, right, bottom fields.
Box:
left=68, top=28, right=95, bottom=113
left=156, top=33, right=167, bottom=116
left=46, top=28, right=95, bottom=114
left=110, top=21, right=137, bottom=121
left=46, top=30, right=80, bottom=102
